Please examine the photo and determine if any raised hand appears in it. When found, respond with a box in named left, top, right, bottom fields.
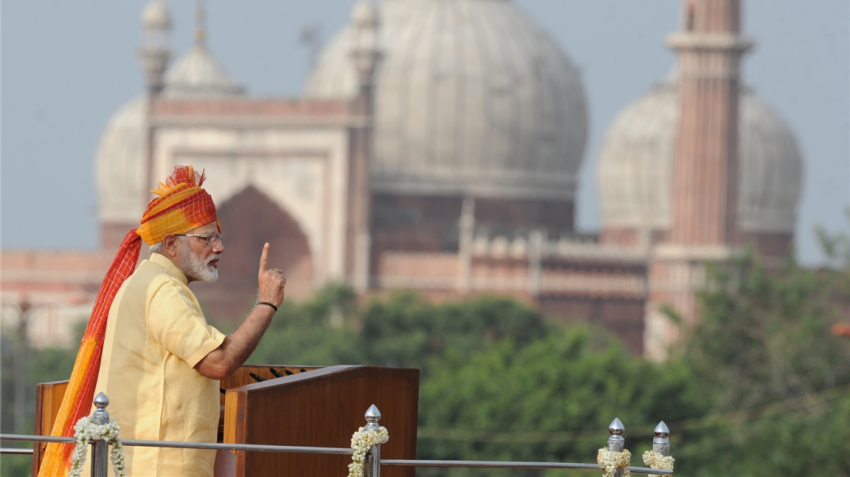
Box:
left=257, top=243, right=286, bottom=308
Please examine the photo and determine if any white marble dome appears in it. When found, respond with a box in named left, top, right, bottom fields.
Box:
left=597, top=72, right=803, bottom=233
left=96, top=46, right=244, bottom=224
left=96, top=97, right=148, bottom=224
left=306, top=0, right=588, bottom=200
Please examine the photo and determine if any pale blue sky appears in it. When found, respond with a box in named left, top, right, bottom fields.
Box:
left=2, top=0, right=848, bottom=264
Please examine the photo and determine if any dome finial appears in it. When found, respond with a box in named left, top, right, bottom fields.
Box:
left=194, top=0, right=207, bottom=45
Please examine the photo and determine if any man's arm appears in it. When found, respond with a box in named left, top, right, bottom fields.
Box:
left=194, top=243, right=285, bottom=380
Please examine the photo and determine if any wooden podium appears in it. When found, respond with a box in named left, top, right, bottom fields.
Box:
left=34, top=365, right=419, bottom=477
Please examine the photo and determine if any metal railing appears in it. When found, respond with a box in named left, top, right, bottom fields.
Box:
left=1, top=393, right=674, bottom=476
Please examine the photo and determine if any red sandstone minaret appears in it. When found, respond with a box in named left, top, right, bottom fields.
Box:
left=667, top=0, right=752, bottom=246
left=644, top=0, right=754, bottom=359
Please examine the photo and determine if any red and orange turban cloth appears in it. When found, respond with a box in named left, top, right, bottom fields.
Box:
left=39, top=165, right=219, bottom=476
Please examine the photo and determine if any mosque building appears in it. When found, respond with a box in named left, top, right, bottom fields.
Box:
left=0, top=0, right=802, bottom=357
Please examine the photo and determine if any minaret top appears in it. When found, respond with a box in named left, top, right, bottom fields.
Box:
left=139, top=0, right=172, bottom=95
left=680, top=0, right=741, bottom=34
left=142, top=0, right=172, bottom=32
left=194, top=0, right=207, bottom=45
left=349, top=0, right=382, bottom=88
left=669, top=0, right=753, bottom=55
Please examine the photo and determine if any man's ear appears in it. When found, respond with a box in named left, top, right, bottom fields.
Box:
left=162, top=234, right=179, bottom=258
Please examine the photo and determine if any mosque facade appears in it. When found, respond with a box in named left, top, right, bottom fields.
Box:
left=1, top=0, right=802, bottom=357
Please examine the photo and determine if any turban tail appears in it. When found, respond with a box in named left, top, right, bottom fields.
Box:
left=38, top=166, right=217, bottom=475
left=38, top=230, right=141, bottom=476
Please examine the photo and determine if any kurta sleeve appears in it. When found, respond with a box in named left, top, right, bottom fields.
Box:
left=147, top=277, right=226, bottom=367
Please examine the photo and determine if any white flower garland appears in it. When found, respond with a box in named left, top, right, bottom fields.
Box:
left=68, top=416, right=127, bottom=477
left=597, top=448, right=631, bottom=477
left=347, top=426, right=389, bottom=477
left=642, top=450, right=674, bottom=477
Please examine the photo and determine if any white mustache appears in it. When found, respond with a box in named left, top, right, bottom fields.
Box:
left=206, top=254, right=221, bottom=265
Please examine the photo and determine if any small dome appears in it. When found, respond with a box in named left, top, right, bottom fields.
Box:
left=161, top=45, right=244, bottom=97
left=306, top=0, right=588, bottom=201
left=142, top=0, right=171, bottom=30
left=597, top=72, right=803, bottom=234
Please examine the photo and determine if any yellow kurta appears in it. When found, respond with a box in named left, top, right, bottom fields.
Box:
left=91, top=253, right=226, bottom=477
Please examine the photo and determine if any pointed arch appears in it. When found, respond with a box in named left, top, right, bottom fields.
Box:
left=193, top=186, right=313, bottom=321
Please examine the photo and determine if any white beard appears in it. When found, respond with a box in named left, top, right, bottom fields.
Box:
left=178, top=240, right=220, bottom=282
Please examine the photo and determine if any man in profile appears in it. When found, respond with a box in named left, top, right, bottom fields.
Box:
left=41, top=165, right=285, bottom=477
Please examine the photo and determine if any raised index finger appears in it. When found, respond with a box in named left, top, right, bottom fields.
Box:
left=259, top=243, right=270, bottom=275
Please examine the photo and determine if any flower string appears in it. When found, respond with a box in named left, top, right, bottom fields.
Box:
left=68, top=416, right=126, bottom=477
left=642, top=450, right=674, bottom=477
left=597, top=448, right=631, bottom=477
left=348, top=426, right=389, bottom=477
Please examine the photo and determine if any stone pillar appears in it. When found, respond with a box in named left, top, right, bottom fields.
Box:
left=346, top=0, right=381, bottom=291
left=457, top=197, right=475, bottom=293
left=528, top=230, right=544, bottom=297
left=667, top=0, right=752, bottom=246
left=137, top=1, right=172, bottom=249
left=645, top=0, right=752, bottom=358
left=138, top=0, right=172, bottom=97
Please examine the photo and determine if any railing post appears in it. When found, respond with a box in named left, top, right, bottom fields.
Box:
left=653, top=421, right=670, bottom=457
left=364, top=405, right=382, bottom=477
left=607, top=418, right=625, bottom=477
left=90, top=392, right=110, bottom=477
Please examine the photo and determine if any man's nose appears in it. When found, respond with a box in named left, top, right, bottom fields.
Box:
left=213, top=241, right=225, bottom=253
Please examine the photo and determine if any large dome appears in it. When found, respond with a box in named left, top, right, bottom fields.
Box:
left=306, top=0, right=588, bottom=200
left=96, top=45, right=244, bottom=224
left=96, top=97, right=148, bottom=223
left=597, top=72, right=803, bottom=234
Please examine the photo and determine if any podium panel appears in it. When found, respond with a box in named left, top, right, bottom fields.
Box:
left=224, top=365, right=419, bottom=477
left=32, top=380, right=69, bottom=477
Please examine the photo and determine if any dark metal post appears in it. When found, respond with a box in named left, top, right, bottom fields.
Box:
left=90, top=393, right=110, bottom=477
left=607, top=418, right=625, bottom=477
left=653, top=421, right=670, bottom=456
left=364, top=405, right=382, bottom=477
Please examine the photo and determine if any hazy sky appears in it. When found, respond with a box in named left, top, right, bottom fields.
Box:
left=2, top=0, right=848, bottom=264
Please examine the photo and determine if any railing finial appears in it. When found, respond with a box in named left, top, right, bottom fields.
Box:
left=364, top=404, right=382, bottom=431
left=653, top=421, right=670, bottom=457
left=92, top=392, right=110, bottom=425
left=606, top=417, right=625, bottom=452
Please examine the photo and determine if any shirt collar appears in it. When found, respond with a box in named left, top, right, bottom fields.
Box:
left=150, top=253, right=189, bottom=285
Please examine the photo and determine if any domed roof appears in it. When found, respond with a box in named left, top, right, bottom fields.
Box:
left=96, top=46, right=244, bottom=223
left=597, top=72, right=803, bottom=233
left=96, top=97, right=148, bottom=224
left=161, top=44, right=244, bottom=97
left=306, top=0, right=588, bottom=200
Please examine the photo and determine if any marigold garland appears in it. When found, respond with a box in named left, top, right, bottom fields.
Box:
left=642, top=450, right=674, bottom=477
left=348, top=426, right=389, bottom=477
left=597, top=448, right=631, bottom=477
left=67, top=416, right=126, bottom=477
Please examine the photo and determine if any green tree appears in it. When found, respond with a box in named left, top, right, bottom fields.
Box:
left=248, top=286, right=550, bottom=376
left=670, top=242, right=850, bottom=476
left=415, top=325, right=704, bottom=477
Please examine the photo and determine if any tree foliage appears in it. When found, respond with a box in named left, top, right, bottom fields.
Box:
left=671, top=236, right=850, bottom=476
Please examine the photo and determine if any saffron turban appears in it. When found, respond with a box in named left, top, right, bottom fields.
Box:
left=139, top=165, right=220, bottom=245
left=39, top=165, right=218, bottom=476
